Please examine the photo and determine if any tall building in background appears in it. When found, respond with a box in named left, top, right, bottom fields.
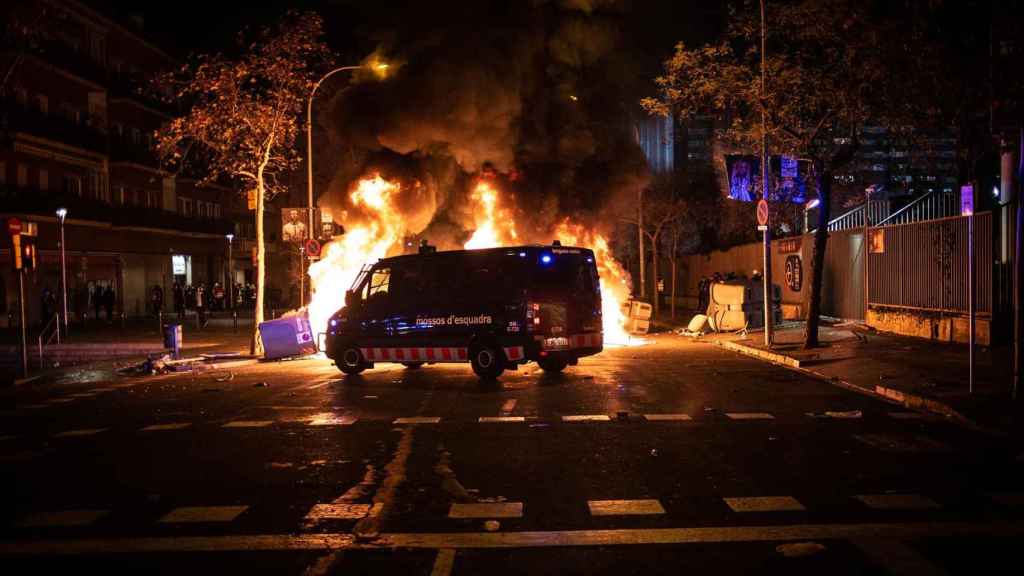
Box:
left=0, top=0, right=287, bottom=323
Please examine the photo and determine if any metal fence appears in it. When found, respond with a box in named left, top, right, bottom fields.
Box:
left=867, top=213, right=992, bottom=314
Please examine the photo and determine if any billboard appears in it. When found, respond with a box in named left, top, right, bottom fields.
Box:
left=725, top=155, right=811, bottom=204
left=725, top=155, right=760, bottom=202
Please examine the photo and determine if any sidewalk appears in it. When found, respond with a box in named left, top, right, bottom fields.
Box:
left=706, top=320, right=1022, bottom=436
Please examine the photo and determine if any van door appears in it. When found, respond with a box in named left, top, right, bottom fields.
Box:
left=359, top=264, right=392, bottom=346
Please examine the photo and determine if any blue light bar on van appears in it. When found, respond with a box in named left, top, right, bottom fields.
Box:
left=518, top=252, right=526, bottom=257
left=540, top=254, right=553, bottom=264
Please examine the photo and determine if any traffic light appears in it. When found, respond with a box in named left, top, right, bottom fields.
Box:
left=22, top=239, right=36, bottom=270
left=12, top=234, right=21, bottom=270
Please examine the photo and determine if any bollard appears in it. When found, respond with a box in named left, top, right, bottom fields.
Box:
left=158, top=311, right=163, bottom=333
left=232, top=310, right=238, bottom=333
left=120, top=311, right=126, bottom=330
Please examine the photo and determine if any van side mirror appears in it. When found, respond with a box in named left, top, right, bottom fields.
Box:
left=344, top=289, right=356, bottom=308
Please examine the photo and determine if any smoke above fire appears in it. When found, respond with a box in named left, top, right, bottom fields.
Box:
left=305, top=1, right=650, bottom=344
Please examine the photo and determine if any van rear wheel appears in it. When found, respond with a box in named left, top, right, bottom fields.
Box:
left=537, top=357, right=568, bottom=373
left=470, top=344, right=505, bottom=380
left=337, top=346, right=367, bottom=375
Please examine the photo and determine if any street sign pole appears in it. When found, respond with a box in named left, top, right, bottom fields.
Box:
left=962, top=184, right=976, bottom=394
left=759, top=0, right=772, bottom=347
left=18, top=267, right=28, bottom=378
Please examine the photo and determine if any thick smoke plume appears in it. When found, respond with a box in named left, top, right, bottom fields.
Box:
left=316, top=0, right=649, bottom=249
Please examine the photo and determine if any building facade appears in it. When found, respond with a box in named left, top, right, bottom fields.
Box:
left=0, top=0, right=287, bottom=324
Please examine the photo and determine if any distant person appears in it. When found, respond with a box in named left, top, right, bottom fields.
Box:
left=92, top=284, right=103, bottom=321
left=195, top=284, right=207, bottom=327
left=213, top=282, right=225, bottom=311
left=103, top=284, right=115, bottom=322
left=151, top=284, right=164, bottom=315
left=173, top=282, right=185, bottom=321
left=40, top=286, right=55, bottom=326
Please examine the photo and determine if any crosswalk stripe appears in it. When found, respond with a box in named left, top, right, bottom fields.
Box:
left=644, top=414, right=692, bottom=421
left=448, top=502, right=523, bottom=519
left=562, top=415, right=610, bottom=422
left=393, top=417, right=442, bottom=425
left=724, top=496, right=805, bottom=513
left=4, top=522, right=1024, bottom=555
left=855, top=494, right=941, bottom=510
left=159, top=506, right=249, bottom=523
left=309, top=414, right=357, bottom=426
left=17, top=509, right=109, bottom=527
left=53, top=428, right=108, bottom=438
left=725, top=412, right=775, bottom=420
left=141, top=423, right=191, bottom=431
left=305, top=503, right=372, bottom=521
left=222, top=420, right=273, bottom=428
left=479, top=416, right=526, bottom=423
left=67, top=393, right=98, bottom=398
left=852, top=537, right=947, bottom=576
left=888, top=412, right=927, bottom=420
left=588, top=499, right=665, bottom=516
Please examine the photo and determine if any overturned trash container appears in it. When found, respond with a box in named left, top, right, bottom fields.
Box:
left=259, top=313, right=317, bottom=360
left=163, top=323, right=183, bottom=359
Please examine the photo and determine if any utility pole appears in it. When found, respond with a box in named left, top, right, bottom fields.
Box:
left=760, top=0, right=773, bottom=346
left=638, top=186, right=646, bottom=300
left=1015, top=128, right=1022, bottom=400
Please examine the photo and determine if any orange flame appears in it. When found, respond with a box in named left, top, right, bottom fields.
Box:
left=552, top=219, right=635, bottom=345
left=307, top=174, right=405, bottom=335
left=464, top=180, right=518, bottom=249
left=307, top=172, right=638, bottom=348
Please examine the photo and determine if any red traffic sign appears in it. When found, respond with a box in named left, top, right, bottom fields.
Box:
left=305, top=238, right=322, bottom=259
left=756, top=199, right=769, bottom=226
left=7, top=217, right=21, bottom=236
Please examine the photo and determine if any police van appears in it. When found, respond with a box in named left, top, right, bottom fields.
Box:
left=324, top=242, right=603, bottom=379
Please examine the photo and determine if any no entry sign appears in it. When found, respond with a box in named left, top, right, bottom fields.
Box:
left=756, top=199, right=769, bottom=226
left=305, top=238, right=322, bottom=259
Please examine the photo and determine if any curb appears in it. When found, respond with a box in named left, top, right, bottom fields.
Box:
left=711, top=339, right=998, bottom=436
left=716, top=339, right=801, bottom=368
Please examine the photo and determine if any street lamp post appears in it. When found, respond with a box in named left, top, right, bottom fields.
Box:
left=56, top=208, right=68, bottom=339
left=305, top=62, right=388, bottom=303
left=226, top=234, right=234, bottom=311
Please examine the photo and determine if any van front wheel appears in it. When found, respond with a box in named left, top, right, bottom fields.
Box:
left=337, top=346, right=367, bottom=375
left=470, top=344, right=505, bottom=380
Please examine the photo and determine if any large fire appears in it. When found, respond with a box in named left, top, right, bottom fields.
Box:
left=306, top=173, right=639, bottom=348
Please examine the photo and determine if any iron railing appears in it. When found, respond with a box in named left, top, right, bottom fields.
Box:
left=37, top=312, right=61, bottom=366
left=826, top=200, right=890, bottom=231
left=874, top=190, right=958, bottom=227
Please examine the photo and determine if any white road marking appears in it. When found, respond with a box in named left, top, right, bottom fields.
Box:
left=479, top=416, right=526, bottom=423
left=67, top=393, right=98, bottom=398
left=46, top=398, right=75, bottom=404
left=21, top=404, right=48, bottom=409
left=855, top=494, right=941, bottom=510
left=159, top=505, right=249, bottom=523
left=500, top=399, right=517, bottom=414
left=561, top=415, right=610, bottom=422
left=309, top=414, right=357, bottom=426
left=4, top=521, right=1024, bottom=555
left=449, top=502, right=523, bottom=519
left=725, top=412, right=775, bottom=420
left=588, top=499, right=665, bottom=516
left=644, top=414, right=692, bottom=421
left=141, top=423, right=192, bottom=432
left=854, top=434, right=952, bottom=453
left=393, top=417, right=441, bottom=425
left=17, top=509, right=109, bottom=527
left=222, top=420, right=273, bottom=428
left=304, top=503, right=372, bottom=521
left=91, top=387, right=119, bottom=393
left=852, top=537, right=947, bottom=576
left=430, top=548, right=456, bottom=576
left=724, top=496, right=805, bottom=513
left=307, top=382, right=331, bottom=390
left=53, top=428, right=108, bottom=438
left=990, top=493, right=1024, bottom=507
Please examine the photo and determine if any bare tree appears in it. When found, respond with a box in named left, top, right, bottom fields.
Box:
left=155, top=12, right=330, bottom=354
left=623, top=181, right=688, bottom=321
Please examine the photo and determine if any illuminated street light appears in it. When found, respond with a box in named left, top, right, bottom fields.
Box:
left=55, top=207, right=68, bottom=338
left=803, top=198, right=819, bottom=233
left=226, top=234, right=234, bottom=310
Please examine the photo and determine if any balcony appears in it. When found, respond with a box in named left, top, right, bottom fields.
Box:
left=109, top=135, right=158, bottom=168
left=0, top=185, right=234, bottom=236
left=1, top=99, right=107, bottom=154
left=29, top=38, right=109, bottom=86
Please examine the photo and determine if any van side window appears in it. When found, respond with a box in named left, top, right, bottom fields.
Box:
left=366, top=267, right=390, bottom=301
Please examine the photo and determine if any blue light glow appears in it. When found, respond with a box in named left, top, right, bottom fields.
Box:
left=541, top=254, right=552, bottom=264
left=518, top=252, right=526, bottom=257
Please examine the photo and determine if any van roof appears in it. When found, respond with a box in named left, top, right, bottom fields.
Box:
left=378, top=244, right=593, bottom=265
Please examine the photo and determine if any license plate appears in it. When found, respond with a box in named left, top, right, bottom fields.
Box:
left=543, top=337, right=569, bottom=349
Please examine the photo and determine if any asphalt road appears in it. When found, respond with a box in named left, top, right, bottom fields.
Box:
left=1, top=337, right=1022, bottom=575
